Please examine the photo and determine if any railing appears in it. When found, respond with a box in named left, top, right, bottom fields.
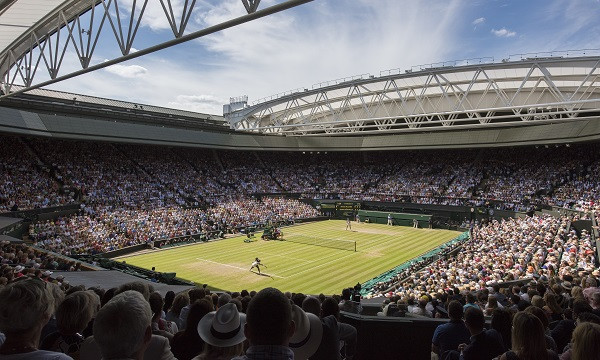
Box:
left=240, top=49, right=600, bottom=109
left=507, top=48, right=600, bottom=61
left=380, top=57, right=495, bottom=76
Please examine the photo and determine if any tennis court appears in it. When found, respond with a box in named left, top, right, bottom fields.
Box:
left=118, top=220, right=461, bottom=294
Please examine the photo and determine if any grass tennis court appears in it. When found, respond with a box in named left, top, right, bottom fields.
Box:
left=119, top=220, right=461, bottom=294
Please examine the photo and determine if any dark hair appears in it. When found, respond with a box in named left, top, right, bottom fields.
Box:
left=573, top=299, right=594, bottom=319
left=301, top=296, right=321, bottom=317
left=466, top=293, right=476, bottom=304
left=184, top=298, right=213, bottom=337
left=291, top=292, right=306, bottom=307
left=188, top=288, right=206, bottom=303
left=229, top=298, right=242, bottom=312
left=464, top=307, right=485, bottom=330
left=163, top=291, right=175, bottom=313
left=448, top=300, right=463, bottom=320
left=246, top=287, right=292, bottom=345
left=148, top=292, right=164, bottom=317
left=101, top=288, right=116, bottom=308
left=321, top=297, right=340, bottom=319
left=341, top=288, right=352, bottom=301
left=241, top=296, right=251, bottom=313
left=525, top=306, right=549, bottom=328
left=577, top=312, right=600, bottom=325
left=491, top=308, right=512, bottom=350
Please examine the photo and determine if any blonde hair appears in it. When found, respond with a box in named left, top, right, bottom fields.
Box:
left=511, top=312, right=547, bottom=360
left=572, top=286, right=585, bottom=300
left=56, top=290, right=100, bottom=334
left=571, top=322, right=600, bottom=360
left=0, top=279, right=56, bottom=333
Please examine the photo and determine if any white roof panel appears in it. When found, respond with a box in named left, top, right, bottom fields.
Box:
left=0, top=0, right=66, bottom=53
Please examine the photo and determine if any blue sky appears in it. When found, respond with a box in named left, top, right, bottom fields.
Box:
left=47, top=0, right=600, bottom=115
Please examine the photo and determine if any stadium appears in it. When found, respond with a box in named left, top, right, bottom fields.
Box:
left=1, top=1, right=600, bottom=359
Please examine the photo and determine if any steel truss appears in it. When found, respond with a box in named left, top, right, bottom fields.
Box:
left=226, top=57, right=600, bottom=136
left=0, top=0, right=312, bottom=98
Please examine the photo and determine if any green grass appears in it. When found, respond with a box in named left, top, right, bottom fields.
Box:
left=119, top=220, right=460, bottom=294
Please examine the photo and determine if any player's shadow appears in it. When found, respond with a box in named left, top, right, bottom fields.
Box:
left=250, top=270, right=273, bottom=279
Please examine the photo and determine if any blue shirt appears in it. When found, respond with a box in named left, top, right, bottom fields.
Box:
left=432, top=320, right=471, bottom=355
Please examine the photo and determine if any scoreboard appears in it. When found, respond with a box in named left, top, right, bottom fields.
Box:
left=315, top=200, right=361, bottom=217
left=335, top=201, right=361, bottom=217
left=335, top=201, right=361, bottom=211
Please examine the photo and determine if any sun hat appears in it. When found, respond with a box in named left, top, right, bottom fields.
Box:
left=289, top=304, right=323, bottom=360
left=197, top=302, right=246, bottom=347
left=42, top=270, right=53, bottom=276
left=13, top=265, right=24, bottom=273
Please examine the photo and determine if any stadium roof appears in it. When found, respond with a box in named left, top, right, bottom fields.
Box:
left=0, top=0, right=312, bottom=98
left=225, top=54, right=600, bottom=136
left=0, top=0, right=94, bottom=76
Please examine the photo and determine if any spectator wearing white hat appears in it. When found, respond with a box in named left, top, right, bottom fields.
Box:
left=194, top=302, right=246, bottom=360
left=13, top=265, right=25, bottom=278
left=42, top=270, right=53, bottom=282
left=288, top=305, right=322, bottom=360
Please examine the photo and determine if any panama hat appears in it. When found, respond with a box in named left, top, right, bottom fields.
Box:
left=289, top=304, right=323, bottom=360
left=197, top=303, right=246, bottom=347
left=13, top=265, right=24, bottom=273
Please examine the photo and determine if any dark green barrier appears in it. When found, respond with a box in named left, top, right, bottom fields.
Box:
left=358, top=209, right=431, bottom=227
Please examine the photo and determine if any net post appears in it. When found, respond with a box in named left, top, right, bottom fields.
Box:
left=354, top=241, right=357, bottom=252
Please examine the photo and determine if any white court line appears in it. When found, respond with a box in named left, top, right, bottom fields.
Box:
left=195, top=258, right=285, bottom=279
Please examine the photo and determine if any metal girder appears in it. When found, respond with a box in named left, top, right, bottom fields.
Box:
left=0, top=0, right=312, bottom=98
left=226, top=55, right=600, bottom=136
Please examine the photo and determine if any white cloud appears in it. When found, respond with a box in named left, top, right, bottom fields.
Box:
left=472, top=17, right=485, bottom=25
left=48, top=0, right=471, bottom=115
left=104, top=64, right=148, bottom=78
left=169, top=94, right=227, bottom=113
left=193, top=0, right=465, bottom=102
left=491, top=27, right=516, bottom=37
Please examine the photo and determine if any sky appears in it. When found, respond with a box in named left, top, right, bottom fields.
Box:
left=35, top=0, right=600, bottom=115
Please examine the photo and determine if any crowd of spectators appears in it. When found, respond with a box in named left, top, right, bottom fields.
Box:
left=0, top=278, right=358, bottom=360
left=3, top=136, right=600, bottom=215
left=1, top=270, right=599, bottom=359
left=370, top=266, right=600, bottom=359
left=0, top=136, right=73, bottom=212
left=30, top=197, right=318, bottom=256
left=0, top=240, right=83, bottom=285
left=367, top=214, right=573, bottom=298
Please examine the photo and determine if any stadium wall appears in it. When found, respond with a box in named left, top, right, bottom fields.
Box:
left=2, top=106, right=600, bottom=150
